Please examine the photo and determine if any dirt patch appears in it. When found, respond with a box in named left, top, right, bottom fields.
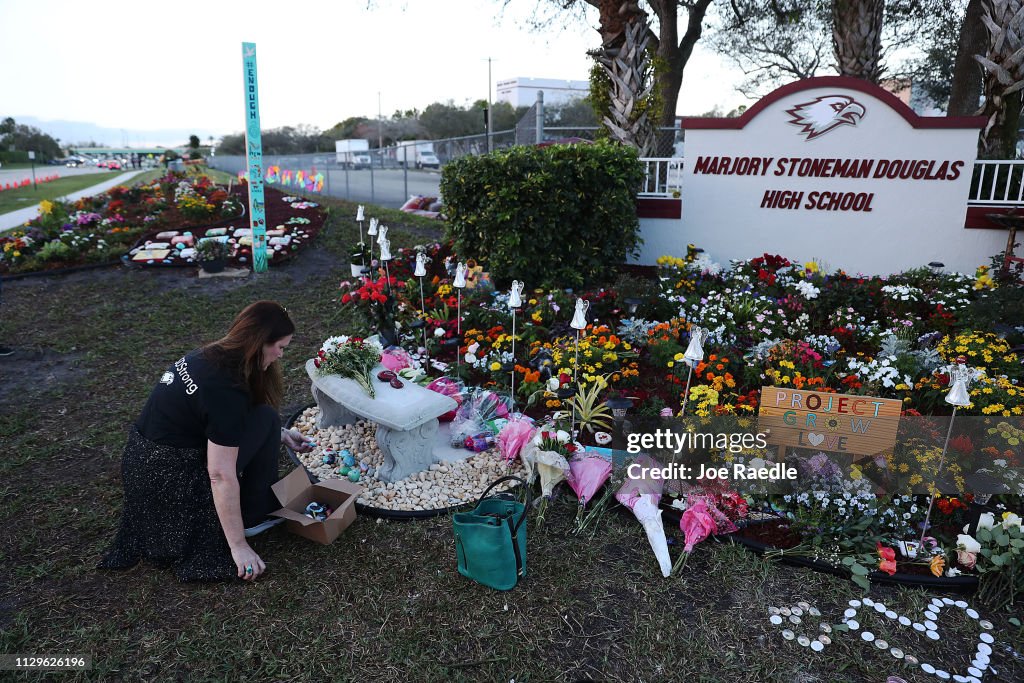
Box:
left=0, top=347, right=87, bottom=410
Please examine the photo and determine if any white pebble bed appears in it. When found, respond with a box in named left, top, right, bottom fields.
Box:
left=290, top=406, right=524, bottom=512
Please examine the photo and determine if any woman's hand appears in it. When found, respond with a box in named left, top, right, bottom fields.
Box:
left=230, top=543, right=266, bottom=581
left=281, top=428, right=313, bottom=453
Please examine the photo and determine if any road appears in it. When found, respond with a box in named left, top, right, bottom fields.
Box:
left=0, top=164, right=133, bottom=187
left=320, top=167, right=442, bottom=207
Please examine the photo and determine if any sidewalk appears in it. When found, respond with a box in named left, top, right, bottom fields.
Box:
left=0, top=170, right=148, bottom=233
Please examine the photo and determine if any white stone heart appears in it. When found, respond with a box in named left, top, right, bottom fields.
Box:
left=807, top=432, right=825, bottom=446
left=767, top=599, right=999, bottom=683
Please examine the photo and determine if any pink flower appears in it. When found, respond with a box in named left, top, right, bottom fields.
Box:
left=680, top=499, right=717, bottom=553
left=956, top=549, right=977, bottom=570
left=380, top=348, right=412, bottom=372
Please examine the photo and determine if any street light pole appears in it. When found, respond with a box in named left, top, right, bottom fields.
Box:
left=486, top=57, right=493, bottom=154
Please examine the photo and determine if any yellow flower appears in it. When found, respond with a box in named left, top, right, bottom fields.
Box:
left=673, top=352, right=684, bottom=362
left=39, top=200, right=54, bottom=215
left=667, top=361, right=674, bottom=368
left=489, top=362, right=501, bottom=371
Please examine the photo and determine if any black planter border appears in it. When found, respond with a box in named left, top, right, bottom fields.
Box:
left=660, top=508, right=979, bottom=592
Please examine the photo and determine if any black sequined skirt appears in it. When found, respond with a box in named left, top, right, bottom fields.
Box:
left=99, top=426, right=236, bottom=582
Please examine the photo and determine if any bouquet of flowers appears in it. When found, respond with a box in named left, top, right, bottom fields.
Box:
left=314, top=335, right=383, bottom=398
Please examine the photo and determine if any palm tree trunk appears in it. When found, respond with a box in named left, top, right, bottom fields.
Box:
left=832, top=0, right=885, bottom=82
left=593, top=2, right=656, bottom=156
left=949, top=0, right=987, bottom=116
left=977, top=0, right=1024, bottom=159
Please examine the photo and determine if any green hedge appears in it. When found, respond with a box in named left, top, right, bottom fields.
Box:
left=0, top=150, right=30, bottom=164
left=440, top=141, right=644, bottom=288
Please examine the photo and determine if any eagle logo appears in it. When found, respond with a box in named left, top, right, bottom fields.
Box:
left=786, top=95, right=866, bottom=140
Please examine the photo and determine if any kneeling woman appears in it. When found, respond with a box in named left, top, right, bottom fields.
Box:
left=101, top=301, right=311, bottom=582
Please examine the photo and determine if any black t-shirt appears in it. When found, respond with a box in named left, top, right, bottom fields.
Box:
left=136, top=349, right=251, bottom=449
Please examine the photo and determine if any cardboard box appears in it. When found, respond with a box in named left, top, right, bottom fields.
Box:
left=270, top=467, right=363, bottom=544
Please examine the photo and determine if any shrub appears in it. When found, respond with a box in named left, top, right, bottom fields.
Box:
left=440, top=141, right=644, bottom=288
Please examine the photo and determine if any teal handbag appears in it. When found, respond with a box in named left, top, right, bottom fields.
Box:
left=452, top=476, right=529, bottom=591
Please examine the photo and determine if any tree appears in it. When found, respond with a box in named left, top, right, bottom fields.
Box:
left=0, top=116, right=63, bottom=160
left=512, top=1, right=714, bottom=129
left=832, top=0, right=884, bottom=82
left=948, top=0, right=986, bottom=115
left=188, top=134, right=201, bottom=149
left=325, top=117, right=370, bottom=140
left=590, top=1, right=657, bottom=154
left=976, top=0, right=1024, bottom=159
left=707, top=1, right=831, bottom=97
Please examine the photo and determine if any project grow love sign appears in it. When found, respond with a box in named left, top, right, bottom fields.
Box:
left=758, top=386, right=902, bottom=457
left=676, top=76, right=988, bottom=275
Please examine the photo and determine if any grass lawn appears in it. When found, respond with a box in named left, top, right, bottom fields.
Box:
left=0, top=191, right=1021, bottom=682
left=0, top=171, right=134, bottom=216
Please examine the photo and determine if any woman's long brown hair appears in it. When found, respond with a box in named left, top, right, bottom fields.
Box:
left=203, top=301, right=295, bottom=408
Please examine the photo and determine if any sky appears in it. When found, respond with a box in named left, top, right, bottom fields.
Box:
left=0, top=0, right=749, bottom=147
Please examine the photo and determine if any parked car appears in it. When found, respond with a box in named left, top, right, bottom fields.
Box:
left=107, top=160, right=122, bottom=170
left=65, top=158, right=85, bottom=167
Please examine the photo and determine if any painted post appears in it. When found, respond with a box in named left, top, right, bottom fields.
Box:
left=242, top=42, right=269, bottom=273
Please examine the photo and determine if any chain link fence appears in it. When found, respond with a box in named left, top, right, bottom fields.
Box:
left=208, top=109, right=685, bottom=207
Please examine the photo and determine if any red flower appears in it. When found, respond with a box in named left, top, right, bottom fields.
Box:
left=559, top=372, right=571, bottom=386
left=876, top=542, right=897, bottom=576
left=341, top=293, right=352, bottom=304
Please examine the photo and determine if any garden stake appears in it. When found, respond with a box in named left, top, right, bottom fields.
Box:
left=679, top=326, right=709, bottom=417
left=919, top=360, right=974, bottom=548
left=570, top=298, right=589, bottom=437
left=508, top=281, right=525, bottom=408
left=356, top=204, right=365, bottom=247
left=414, top=252, right=428, bottom=356
left=367, top=217, right=378, bottom=264
left=453, top=262, right=468, bottom=374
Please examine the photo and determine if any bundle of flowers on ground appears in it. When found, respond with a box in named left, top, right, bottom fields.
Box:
left=313, top=237, right=1023, bottom=597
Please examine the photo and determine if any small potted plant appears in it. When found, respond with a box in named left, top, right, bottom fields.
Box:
left=194, top=238, right=230, bottom=273
left=349, top=241, right=370, bottom=277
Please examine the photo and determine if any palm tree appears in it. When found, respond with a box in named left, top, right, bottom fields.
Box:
left=592, top=1, right=656, bottom=156
left=832, top=0, right=885, bottom=82
left=976, top=0, right=1024, bottom=159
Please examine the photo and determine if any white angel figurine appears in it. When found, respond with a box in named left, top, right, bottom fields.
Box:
left=945, top=362, right=977, bottom=407
left=356, top=205, right=365, bottom=221
left=683, top=326, right=709, bottom=367
left=379, top=237, right=392, bottom=262
left=414, top=252, right=428, bottom=277
left=509, top=280, right=525, bottom=308
left=368, top=217, right=378, bottom=236
left=453, top=262, right=467, bottom=289
left=570, top=298, right=589, bottom=330
left=376, top=224, right=388, bottom=246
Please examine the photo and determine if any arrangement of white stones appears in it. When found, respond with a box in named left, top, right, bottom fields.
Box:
left=768, top=596, right=998, bottom=683
left=290, top=406, right=525, bottom=513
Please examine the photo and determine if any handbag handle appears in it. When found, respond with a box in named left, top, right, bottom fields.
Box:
left=477, top=475, right=530, bottom=536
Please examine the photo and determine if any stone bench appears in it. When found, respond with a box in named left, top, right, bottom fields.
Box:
left=306, top=359, right=458, bottom=483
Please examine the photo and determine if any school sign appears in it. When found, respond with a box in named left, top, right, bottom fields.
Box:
left=638, top=77, right=1000, bottom=275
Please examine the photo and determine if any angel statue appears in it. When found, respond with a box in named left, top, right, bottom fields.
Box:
left=453, top=262, right=468, bottom=289
left=570, top=298, right=589, bottom=330
left=683, top=326, right=710, bottom=367
left=509, top=280, right=525, bottom=308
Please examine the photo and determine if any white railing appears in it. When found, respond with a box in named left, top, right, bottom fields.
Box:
left=638, top=157, right=684, bottom=197
left=639, top=157, right=1024, bottom=207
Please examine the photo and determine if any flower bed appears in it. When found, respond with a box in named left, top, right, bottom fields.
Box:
left=1, top=170, right=325, bottom=275
left=124, top=184, right=325, bottom=269
left=314, top=226, right=1023, bottom=600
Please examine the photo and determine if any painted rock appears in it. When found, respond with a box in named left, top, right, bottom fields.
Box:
left=347, top=470, right=361, bottom=483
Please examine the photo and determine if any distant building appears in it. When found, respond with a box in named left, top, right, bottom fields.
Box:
left=496, top=77, right=590, bottom=108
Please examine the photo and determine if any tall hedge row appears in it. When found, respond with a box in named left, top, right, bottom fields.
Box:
left=440, top=141, right=644, bottom=288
